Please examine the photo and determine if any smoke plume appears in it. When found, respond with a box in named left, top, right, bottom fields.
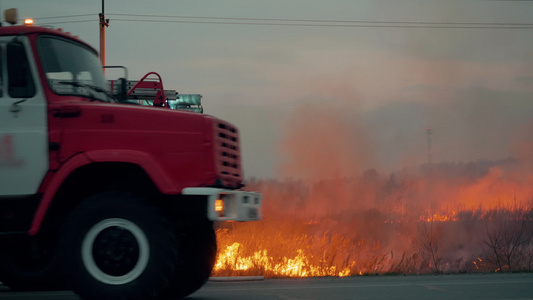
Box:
left=214, top=84, right=533, bottom=277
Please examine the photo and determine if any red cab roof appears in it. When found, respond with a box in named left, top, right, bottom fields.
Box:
left=0, top=25, right=97, bottom=53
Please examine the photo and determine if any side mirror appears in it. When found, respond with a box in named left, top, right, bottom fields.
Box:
left=117, top=77, right=128, bottom=102
left=103, top=65, right=129, bottom=102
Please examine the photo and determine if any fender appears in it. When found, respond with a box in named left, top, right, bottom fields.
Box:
left=29, top=150, right=179, bottom=235
left=84, top=149, right=179, bottom=194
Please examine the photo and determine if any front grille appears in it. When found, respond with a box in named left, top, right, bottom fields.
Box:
left=213, top=121, right=242, bottom=187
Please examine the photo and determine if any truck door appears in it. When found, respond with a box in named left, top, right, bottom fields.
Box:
left=0, top=36, right=48, bottom=196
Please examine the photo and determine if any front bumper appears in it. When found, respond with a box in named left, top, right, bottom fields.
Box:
left=182, top=187, right=262, bottom=221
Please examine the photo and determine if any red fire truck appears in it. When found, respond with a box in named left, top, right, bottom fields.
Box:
left=0, top=9, right=261, bottom=300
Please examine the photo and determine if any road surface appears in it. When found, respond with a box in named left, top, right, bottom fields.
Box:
left=1, top=273, right=532, bottom=300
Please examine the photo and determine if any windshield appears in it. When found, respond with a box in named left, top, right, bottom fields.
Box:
left=37, top=36, right=110, bottom=102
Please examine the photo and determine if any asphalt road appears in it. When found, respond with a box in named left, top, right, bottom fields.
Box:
left=1, top=273, right=532, bottom=300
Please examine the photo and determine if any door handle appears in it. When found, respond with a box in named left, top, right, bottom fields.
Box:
left=9, top=99, right=27, bottom=117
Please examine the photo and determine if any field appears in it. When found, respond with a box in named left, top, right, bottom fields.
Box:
left=212, top=161, right=533, bottom=277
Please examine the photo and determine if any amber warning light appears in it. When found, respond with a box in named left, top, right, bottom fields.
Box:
left=215, top=198, right=225, bottom=217
left=24, top=18, right=34, bottom=25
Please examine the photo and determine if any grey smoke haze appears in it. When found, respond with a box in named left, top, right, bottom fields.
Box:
left=364, top=87, right=533, bottom=173
left=271, top=86, right=533, bottom=180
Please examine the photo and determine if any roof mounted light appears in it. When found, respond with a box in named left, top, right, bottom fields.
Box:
left=24, top=18, right=34, bottom=26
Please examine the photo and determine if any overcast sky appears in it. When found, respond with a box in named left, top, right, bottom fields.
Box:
left=5, top=0, right=533, bottom=179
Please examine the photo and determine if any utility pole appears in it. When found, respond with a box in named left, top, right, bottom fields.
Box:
left=426, top=127, right=433, bottom=167
left=99, top=0, right=109, bottom=66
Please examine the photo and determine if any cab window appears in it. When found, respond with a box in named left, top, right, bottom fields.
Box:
left=6, top=41, right=35, bottom=98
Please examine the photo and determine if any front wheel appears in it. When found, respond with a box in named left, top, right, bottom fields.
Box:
left=172, top=221, right=217, bottom=298
left=59, top=192, right=178, bottom=300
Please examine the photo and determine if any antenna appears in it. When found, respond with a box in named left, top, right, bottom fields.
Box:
left=426, top=127, right=433, bottom=166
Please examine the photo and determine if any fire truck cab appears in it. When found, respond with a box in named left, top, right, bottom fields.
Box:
left=0, top=11, right=261, bottom=300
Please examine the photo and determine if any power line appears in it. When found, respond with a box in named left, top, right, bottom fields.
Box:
left=29, top=14, right=94, bottom=20
left=108, top=18, right=533, bottom=29
left=36, top=20, right=95, bottom=25
left=31, top=13, right=533, bottom=29
left=107, top=13, right=533, bottom=27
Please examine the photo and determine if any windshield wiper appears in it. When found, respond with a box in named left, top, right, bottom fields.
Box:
left=57, top=81, right=113, bottom=102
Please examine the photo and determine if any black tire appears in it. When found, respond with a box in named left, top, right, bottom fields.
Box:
left=172, top=221, right=217, bottom=298
left=0, top=235, right=63, bottom=291
left=59, top=192, right=178, bottom=300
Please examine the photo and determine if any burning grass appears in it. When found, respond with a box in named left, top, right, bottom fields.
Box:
left=212, top=164, right=533, bottom=278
